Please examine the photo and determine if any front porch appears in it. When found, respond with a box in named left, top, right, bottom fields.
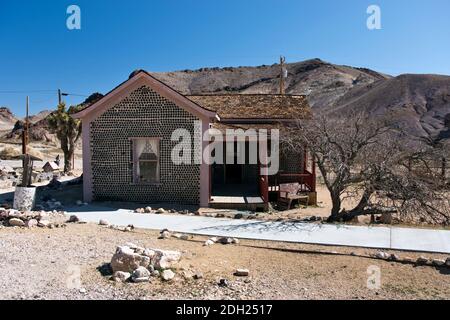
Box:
left=207, top=139, right=317, bottom=211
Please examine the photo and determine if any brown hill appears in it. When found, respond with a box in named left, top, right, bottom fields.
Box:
left=153, top=58, right=390, bottom=109
left=331, top=74, right=450, bottom=138
left=0, top=107, right=19, bottom=131
left=154, top=59, right=449, bottom=139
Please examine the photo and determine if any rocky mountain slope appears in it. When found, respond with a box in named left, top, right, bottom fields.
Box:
left=330, top=74, right=450, bottom=138
left=0, top=107, right=19, bottom=131
left=1, top=59, right=448, bottom=142
left=154, top=59, right=449, bottom=139
left=154, top=58, right=390, bottom=109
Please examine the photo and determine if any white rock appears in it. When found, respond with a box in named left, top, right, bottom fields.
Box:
left=113, top=271, right=131, bottom=282
left=110, top=246, right=151, bottom=273
left=143, top=249, right=156, bottom=258
left=151, top=249, right=181, bottom=269
left=144, top=206, right=152, bottom=213
left=172, top=233, right=182, bottom=239
left=99, top=219, right=109, bottom=226
left=218, top=237, right=234, bottom=245
left=156, top=208, right=166, bottom=214
left=159, top=230, right=171, bottom=239
left=25, top=219, right=38, bottom=228
left=231, top=238, right=240, bottom=244
left=375, top=251, right=389, bottom=260
left=209, top=237, right=218, bottom=243
left=9, top=218, right=25, bottom=227
left=132, top=266, right=151, bottom=281
left=403, top=256, right=414, bottom=263
left=432, top=259, right=445, bottom=266
left=132, top=277, right=149, bottom=283
left=151, top=270, right=160, bottom=277
left=125, top=242, right=139, bottom=249
left=234, top=269, right=249, bottom=276
left=204, top=239, right=215, bottom=246
left=389, top=254, right=400, bottom=261
left=38, top=220, right=50, bottom=227
left=416, top=256, right=429, bottom=264
left=161, top=269, right=175, bottom=281
left=180, top=234, right=191, bottom=240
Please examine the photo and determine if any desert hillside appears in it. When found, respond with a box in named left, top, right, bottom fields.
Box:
left=153, top=58, right=390, bottom=109
left=1, top=59, right=449, bottom=141
left=154, top=59, right=450, bottom=139
left=0, top=107, right=19, bottom=131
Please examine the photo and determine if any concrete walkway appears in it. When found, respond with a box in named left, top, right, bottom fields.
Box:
left=70, top=206, right=450, bottom=254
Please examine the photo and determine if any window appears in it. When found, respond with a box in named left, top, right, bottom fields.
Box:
left=132, top=138, right=160, bottom=184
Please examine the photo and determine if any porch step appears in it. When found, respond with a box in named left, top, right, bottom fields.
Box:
left=210, top=196, right=267, bottom=211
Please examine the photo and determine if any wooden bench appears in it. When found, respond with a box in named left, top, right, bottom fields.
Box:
left=277, top=182, right=309, bottom=210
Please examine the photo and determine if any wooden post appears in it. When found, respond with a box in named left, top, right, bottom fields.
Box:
left=21, top=96, right=32, bottom=187
left=22, top=96, right=29, bottom=155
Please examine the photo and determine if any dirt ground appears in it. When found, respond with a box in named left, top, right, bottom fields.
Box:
left=0, top=223, right=448, bottom=300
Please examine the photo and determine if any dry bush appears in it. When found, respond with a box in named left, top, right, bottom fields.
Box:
left=283, top=111, right=450, bottom=225
left=0, top=145, right=44, bottom=160
left=0, top=146, right=21, bottom=160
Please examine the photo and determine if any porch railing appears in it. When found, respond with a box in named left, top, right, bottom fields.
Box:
left=269, top=171, right=316, bottom=192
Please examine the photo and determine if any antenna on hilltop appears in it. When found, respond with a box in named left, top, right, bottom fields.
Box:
left=279, top=56, right=287, bottom=95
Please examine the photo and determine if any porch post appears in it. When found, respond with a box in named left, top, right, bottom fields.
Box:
left=199, top=118, right=210, bottom=207
left=258, top=137, right=269, bottom=204
left=303, top=147, right=308, bottom=173
left=82, top=119, right=93, bottom=202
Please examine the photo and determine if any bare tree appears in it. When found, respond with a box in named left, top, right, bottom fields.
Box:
left=283, top=111, right=450, bottom=225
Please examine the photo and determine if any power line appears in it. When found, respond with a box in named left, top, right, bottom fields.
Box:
left=0, top=90, right=57, bottom=94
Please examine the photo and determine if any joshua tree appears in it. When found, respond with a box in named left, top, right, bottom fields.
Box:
left=47, top=103, right=81, bottom=173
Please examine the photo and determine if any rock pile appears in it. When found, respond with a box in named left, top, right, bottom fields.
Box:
left=204, top=236, right=240, bottom=246
left=157, top=229, right=193, bottom=240
left=35, top=198, right=64, bottom=211
left=110, top=244, right=182, bottom=283
left=0, top=208, right=66, bottom=229
left=108, top=224, right=134, bottom=232
left=372, top=251, right=450, bottom=268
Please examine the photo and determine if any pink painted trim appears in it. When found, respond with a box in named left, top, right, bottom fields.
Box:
left=81, top=120, right=93, bottom=202
left=73, top=72, right=216, bottom=121
left=199, top=119, right=210, bottom=207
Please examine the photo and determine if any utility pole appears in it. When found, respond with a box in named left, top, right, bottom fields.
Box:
left=279, top=56, right=287, bottom=95
left=58, top=89, right=69, bottom=104
left=22, top=96, right=29, bottom=155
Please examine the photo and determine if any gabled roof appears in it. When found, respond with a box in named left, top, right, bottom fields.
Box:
left=187, top=94, right=311, bottom=120
left=72, top=70, right=216, bottom=121
left=73, top=70, right=312, bottom=123
left=43, top=161, right=60, bottom=170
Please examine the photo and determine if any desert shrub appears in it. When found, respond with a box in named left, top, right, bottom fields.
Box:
left=0, top=146, right=21, bottom=160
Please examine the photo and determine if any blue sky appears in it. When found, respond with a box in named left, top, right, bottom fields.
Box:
left=0, top=0, right=449, bottom=116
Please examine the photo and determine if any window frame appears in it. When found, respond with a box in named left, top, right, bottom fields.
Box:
left=130, top=137, right=161, bottom=185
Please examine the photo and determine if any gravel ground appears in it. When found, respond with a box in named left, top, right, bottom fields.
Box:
left=0, top=222, right=449, bottom=300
